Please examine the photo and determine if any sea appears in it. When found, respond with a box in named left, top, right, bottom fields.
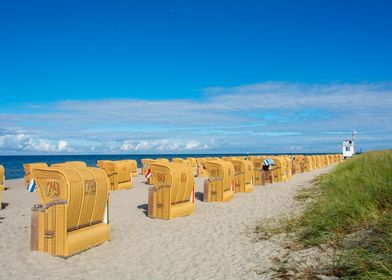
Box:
left=0, top=153, right=329, bottom=180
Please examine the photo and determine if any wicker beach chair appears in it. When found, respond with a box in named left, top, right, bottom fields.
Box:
left=30, top=167, right=110, bottom=257
left=203, top=159, right=235, bottom=202
left=148, top=162, right=195, bottom=219
left=226, top=159, right=254, bottom=193
left=97, top=160, right=133, bottom=191
left=121, top=160, right=138, bottom=177
left=186, top=157, right=198, bottom=176
left=303, top=156, right=313, bottom=172
left=24, top=162, right=49, bottom=187
left=249, top=157, right=266, bottom=186
left=51, top=161, right=87, bottom=168
left=0, top=165, right=4, bottom=209
left=195, top=158, right=208, bottom=177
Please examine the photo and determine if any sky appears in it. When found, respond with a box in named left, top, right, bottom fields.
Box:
left=0, top=0, right=391, bottom=154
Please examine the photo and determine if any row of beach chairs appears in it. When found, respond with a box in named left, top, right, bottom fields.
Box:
left=0, top=154, right=342, bottom=258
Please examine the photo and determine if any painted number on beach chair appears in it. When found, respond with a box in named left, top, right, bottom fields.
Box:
left=180, top=173, right=187, bottom=182
left=157, top=173, right=166, bottom=182
left=45, top=179, right=60, bottom=198
left=85, top=180, right=97, bottom=195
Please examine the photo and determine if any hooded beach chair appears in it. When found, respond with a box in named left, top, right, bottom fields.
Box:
left=0, top=165, right=4, bottom=209
left=203, top=159, right=235, bottom=202
left=148, top=162, right=195, bottom=219
left=269, top=158, right=281, bottom=182
left=186, top=157, right=198, bottom=176
left=24, top=162, right=49, bottom=187
left=226, top=159, right=254, bottom=193
left=195, top=158, right=208, bottom=177
left=30, top=166, right=110, bottom=257
left=172, top=158, right=192, bottom=166
left=121, top=160, right=138, bottom=177
left=0, top=165, right=4, bottom=185
left=249, top=156, right=266, bottom=186
left=293, top=155, right=305, bottom=174
left=303, top=156, right=313, bottom=172
left=51, top=161, right=87, bottom=168
left=97, top=160, right=133, bottom=191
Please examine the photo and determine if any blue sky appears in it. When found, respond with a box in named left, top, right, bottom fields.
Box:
left=0, top=0, right=391, bottom=154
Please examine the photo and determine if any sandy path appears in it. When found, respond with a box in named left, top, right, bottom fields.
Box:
left=0, top=166, right=334, bottom=279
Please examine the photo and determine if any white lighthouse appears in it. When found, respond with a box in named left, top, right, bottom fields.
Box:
left=342, top=129, right=356, bottom=159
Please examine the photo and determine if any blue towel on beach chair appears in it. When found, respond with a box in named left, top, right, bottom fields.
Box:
left=263, top=159, right=275, bottom=166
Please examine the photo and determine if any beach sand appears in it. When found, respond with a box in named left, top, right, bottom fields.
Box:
left=0, top=166, right=334, bottom=280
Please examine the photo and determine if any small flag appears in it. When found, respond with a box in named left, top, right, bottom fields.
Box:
left=144, top=163, right=149, bottom=168
left=27, top=179, right=36, bottom=193
left=145, top=169, right=152, bottom=179
left=103, top=200, right=109, bottom=224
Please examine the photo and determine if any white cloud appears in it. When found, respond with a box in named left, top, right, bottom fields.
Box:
left=118, top=139, right=210, bottom=153
left=0, top=133, right=72, bottom=153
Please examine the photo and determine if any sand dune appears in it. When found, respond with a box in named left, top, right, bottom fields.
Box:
left=0, top=166, right=334, bottom=280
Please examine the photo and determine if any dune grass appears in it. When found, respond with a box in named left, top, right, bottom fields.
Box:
left=297, top=150, right=392, bottom=278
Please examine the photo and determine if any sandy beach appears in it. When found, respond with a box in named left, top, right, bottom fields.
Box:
left=0, top=166, right=334, bottom=280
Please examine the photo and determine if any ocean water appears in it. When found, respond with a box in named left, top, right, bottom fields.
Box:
left=0, top=153, right=328, bottom=180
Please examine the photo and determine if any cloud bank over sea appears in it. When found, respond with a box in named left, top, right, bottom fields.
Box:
left=1, top=81, right=391, bottom=154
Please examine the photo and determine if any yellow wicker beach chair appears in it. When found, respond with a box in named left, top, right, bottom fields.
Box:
left=24, top=162, right=49, bottom=187
left=172, top=158, right=191, bottom=165
left=121, top=160, right=138, bottom=177
left=0, top=165, right=4, bottom=209
left=249, top=157, right=265, bottom=186
left=148, top=162, right=195, bottom=219
left=30, top=167, right=110, bottom=257
left=226, top=159, right=254, bottom=193
left=269, top=158, right=283, bottom=182
left=51, top=161, right=87, bottom=168
left=279, top=156, right=293, bottom=179
left=186, top=157, right=198, bottom=176
left=303, top=156, right=313, bottom=172
left=195, top=158, right=207, bottom=177
left=97, top=160, right=133, bottom=191
left=314, top=155, right=321, bottom=168
left=0, top=164, right=4, bottom=186
left=203, top=159, right=234, bottom=202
